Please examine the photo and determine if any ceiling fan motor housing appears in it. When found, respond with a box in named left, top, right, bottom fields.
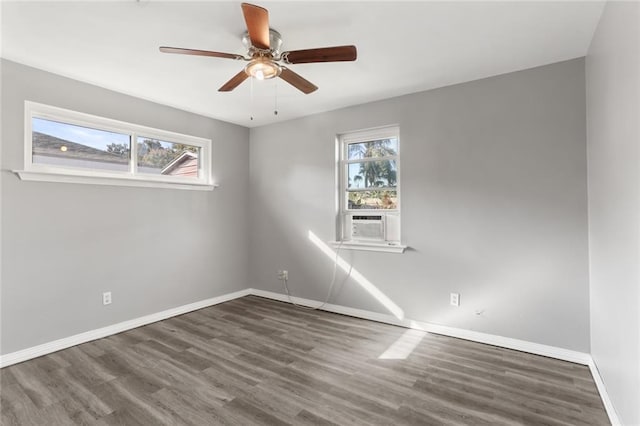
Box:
left=242, top=29, right=283, bottom=55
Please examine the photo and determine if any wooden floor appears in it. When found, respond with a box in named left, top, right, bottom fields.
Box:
left=1, top=296, right=609, bottom=425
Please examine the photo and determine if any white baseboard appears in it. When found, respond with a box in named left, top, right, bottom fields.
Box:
left=0, top=286, right=618, bottom=426
left=588, top=359, right=621, bottom=426
left=0, top=287, right=589, bottom=367
left=248, top=288, right=591, bottom=364
left=0, top=288, right=250, bottom=368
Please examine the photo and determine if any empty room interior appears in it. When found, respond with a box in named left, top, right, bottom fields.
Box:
left=0, top=1, right=638, bottom=425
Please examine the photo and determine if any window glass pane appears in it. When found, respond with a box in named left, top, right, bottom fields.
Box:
left=347, top=138, right=398, bottom=160
left=32, top=117, right=130, bottom=171
left=347, top=160, right=397, bottom=189
left=347, top=190, right=398, bottom=210
left=136, top=137, right=200, bottom=176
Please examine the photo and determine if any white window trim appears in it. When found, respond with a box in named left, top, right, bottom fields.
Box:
left=13, top=101, right=216, bottom=190
left=340, top=126, right=401, bottom=213
left=336, top=125, right=406, bottom=253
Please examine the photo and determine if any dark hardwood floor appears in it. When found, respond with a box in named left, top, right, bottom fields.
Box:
left=1, top=296, right=609, bottom=425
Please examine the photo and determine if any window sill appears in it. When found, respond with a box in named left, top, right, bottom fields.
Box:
left=13, top=170, right=218, bottom=191
left=330, top=241, right=407, bottom=253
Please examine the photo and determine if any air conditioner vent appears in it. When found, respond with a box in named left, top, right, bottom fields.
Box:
left=351, top=215, right=385, bottom=241
left=353, top=215, right=383, bottom=221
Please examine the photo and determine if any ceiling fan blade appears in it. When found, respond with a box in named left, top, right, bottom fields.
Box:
left=241, top=3, right=270, bottom=50
left=160, top=47, right=244, bottom=60
left=219, top=70, right=249, bottom=92
left=281, top=45, right=357, bottom=64
left=279, top=68, right=318, bottom=94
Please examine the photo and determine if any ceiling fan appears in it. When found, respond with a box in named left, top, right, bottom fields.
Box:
left=159, top=3, right=357, bottom=94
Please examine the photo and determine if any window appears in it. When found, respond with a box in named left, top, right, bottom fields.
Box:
left=337, top=126, right=404, bottom=252
left=16, top=102, right=213, bottom=190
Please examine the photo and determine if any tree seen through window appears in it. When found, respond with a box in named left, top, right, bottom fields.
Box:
left=347, top=138, right=398, bottom=209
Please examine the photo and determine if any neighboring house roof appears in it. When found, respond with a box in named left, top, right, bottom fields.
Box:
left=32, top=131, right=127, bottom=164
left=161, top=151, right=198, bottom=176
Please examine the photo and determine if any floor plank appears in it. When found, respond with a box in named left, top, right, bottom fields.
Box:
left=0, top=295, right=610, bottom=425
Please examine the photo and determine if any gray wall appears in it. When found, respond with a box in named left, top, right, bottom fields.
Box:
left=250, top=58, right=591, bottom=352
left=0, top=56, right=596, bottom=359
left=0, top=60, right=250, bottom=355
left=586, top=2, right=640, bottom=424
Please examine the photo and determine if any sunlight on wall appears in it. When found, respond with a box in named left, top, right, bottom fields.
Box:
left=307, top=230, right=404, bottom=319
left=378, top=329, right=426, bottom=360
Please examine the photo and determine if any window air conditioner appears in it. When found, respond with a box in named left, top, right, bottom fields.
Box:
left=351, top=215, right=385, bottom=241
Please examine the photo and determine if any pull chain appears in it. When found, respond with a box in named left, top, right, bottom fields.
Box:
left=250, top=77, right=254, bottom=121
left=274, top=79, right=279, bottom=116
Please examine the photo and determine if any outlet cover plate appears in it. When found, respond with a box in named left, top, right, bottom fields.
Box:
left=450, top=293, right=460, bottom=307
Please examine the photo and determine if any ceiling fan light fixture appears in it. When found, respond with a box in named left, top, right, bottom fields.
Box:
left=245, top=58, right=281, bottom=80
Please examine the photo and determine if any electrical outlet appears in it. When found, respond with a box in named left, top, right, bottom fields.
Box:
left=450, top=293, right=460, bottom=307
left=103, top=292, right=112, bottom=305
left=277, top=270, right=288, bottom=280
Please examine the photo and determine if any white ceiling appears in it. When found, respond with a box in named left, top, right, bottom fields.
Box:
left=1, top=1, right=604, bottom=128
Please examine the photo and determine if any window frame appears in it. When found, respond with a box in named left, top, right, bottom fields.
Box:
left=342, top=130, right=400, bottom=212
left=16, top=101, right=215, bottom=190
left=336, top=125, right=405, bottom=252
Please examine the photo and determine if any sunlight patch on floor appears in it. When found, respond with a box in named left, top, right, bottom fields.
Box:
left=378, top=328, right=426, bottom=360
